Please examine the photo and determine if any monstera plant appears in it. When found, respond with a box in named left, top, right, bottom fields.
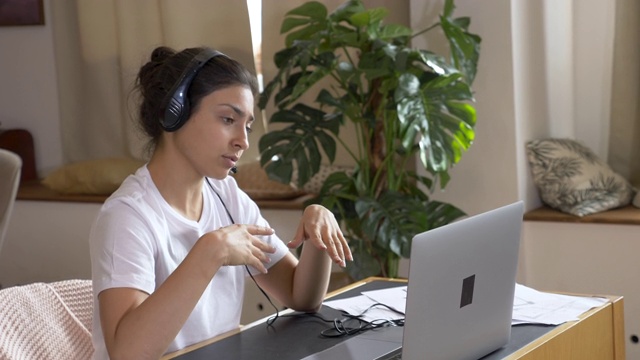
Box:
left=258, top=0, right=481, bottom=280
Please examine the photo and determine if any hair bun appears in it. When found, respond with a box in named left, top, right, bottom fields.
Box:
left=138, top=46, right=175, bottom=86
left=150, top=46, right=175, bottom=63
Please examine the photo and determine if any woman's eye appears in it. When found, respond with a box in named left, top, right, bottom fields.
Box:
left=223, top=117, right=234, bottom=124
left=246, top=126, right=253, bottom=134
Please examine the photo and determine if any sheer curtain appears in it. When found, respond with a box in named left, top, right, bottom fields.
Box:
left=608, top=0, right=640, bottom=187
left=50, top=0, right=259, bottom=163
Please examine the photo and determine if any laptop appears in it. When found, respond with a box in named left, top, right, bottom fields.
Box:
left=302, top=201, right=524, bottom=360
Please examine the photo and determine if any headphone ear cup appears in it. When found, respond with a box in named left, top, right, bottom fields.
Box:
left=162, top=85, right=191, bottom=132
left=160, top=49, right=225, bottom=132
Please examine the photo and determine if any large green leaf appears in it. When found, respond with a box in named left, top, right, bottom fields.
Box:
left=349, top=7, right=388, bottom=27
left=344, top=237, right=382, bottom=280
left=394, top=70, right=474, bottom=175
left=330, top=0, right=366, bottom=23
left=260, top=48, right=336, bottom=109
left=356, top=193, right=466, bottom=259
left=312, top=171, right=359, bottom=214
left=439, top=0, right=481, bottom=84
left=258, top=104, right=342, bottom=187
left=417, top=49, right=458, bottom=75
left=286, top=1, right=327, bottom=21
left=379, top=24, right=412, bottom=40
left=423, top=201, right=466, bottom=229
left=281, top=17, right=313, bottom=34
left=285, top=22, right=327, bottom=47
left=355, top=192, right=429, bottom=258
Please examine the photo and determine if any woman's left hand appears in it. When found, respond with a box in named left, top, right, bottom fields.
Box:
left=287, top=204, right=352, bottom=267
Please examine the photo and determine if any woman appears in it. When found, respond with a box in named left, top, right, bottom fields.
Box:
left=89, top=46, right=352, bottom=359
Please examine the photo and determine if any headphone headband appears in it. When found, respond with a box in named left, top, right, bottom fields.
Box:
left=160, top=49, right=226, bottom=132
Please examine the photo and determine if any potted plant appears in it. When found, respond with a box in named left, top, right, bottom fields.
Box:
left=258, top=0, right=481, bottom=280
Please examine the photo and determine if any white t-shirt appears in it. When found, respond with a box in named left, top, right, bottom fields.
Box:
left=89, top=166, right=289, bottom=359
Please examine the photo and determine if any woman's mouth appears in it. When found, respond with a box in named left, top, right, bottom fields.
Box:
left=222, top=155, right=238, bottom=168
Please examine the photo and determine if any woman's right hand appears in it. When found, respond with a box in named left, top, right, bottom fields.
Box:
left=203, top=224, right=276, bottom=274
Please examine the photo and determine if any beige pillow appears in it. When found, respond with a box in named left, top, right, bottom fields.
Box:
left=42, top=157, right=145, bottom=195
left=232, top=161, right=305, bottom=200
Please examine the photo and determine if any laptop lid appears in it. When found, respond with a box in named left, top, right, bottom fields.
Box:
left=400, top=201, right=524, bottom=360
left=301, top=201, right=523, bottom=360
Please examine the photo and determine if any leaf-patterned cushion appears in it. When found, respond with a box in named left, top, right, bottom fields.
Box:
left=526, top=138, right=634, bottom=217
left=291, top=165, right=355, bottom=194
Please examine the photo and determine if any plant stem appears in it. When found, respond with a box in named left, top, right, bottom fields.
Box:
left=411, top=23, right=440, bottom=39
left=386, top=253, right=399, bottom=279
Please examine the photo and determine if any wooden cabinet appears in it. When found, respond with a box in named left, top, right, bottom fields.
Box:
left=0, top=129, right=37, bottom=183
left=521, top=220, right=638, bottom=358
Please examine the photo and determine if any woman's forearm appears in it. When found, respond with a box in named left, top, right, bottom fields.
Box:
left=290, top=243, right=333, bottom=312
left=103, top=241, right=223, bottom=359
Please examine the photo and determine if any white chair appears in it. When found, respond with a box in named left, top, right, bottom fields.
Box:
left=0, top=148, right=21, bottom=255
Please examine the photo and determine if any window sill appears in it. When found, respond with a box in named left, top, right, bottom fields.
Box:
left=524, top=205, right=640, bottom=226
left=16, top=180, right=312, bottom=210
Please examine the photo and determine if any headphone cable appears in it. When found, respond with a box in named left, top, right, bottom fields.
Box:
left=206, top=178, right=281, bottom=326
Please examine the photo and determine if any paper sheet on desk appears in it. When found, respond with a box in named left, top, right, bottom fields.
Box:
left=323, top=286, right=407, bottom=322
left=324, top=284, right=608, bottom=326
left=512, top=283, right=609, bottom=325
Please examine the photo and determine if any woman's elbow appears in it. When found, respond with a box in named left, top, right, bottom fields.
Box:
left=289, top=298, right=324, bottom=313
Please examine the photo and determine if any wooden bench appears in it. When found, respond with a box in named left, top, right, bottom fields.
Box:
left=16, top=180, right=313, bottom=210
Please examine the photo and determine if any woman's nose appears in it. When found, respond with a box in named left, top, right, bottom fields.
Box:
left=234, top=128, right=250, bottom=150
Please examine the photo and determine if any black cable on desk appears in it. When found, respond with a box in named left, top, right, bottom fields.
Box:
left=279, top=302, right=405, bottom=338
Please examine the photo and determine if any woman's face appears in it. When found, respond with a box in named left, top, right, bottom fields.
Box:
left=174, top=84, right=254, bottom=179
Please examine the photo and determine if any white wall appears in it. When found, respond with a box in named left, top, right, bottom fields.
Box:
left=0, top=0, right=62, bottom=176
left=0, top=201, right=99, bottom=287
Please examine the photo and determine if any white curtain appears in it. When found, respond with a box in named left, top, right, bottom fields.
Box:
left=608, top=0, right=640, bottom=187
left=50, top=0, right=258, bottom=163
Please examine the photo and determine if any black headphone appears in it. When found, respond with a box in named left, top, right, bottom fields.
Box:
left=160, top=48, right=226, bottom=132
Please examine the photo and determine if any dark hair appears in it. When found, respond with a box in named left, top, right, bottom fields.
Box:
left=135, top=46, right=258, bottom=150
